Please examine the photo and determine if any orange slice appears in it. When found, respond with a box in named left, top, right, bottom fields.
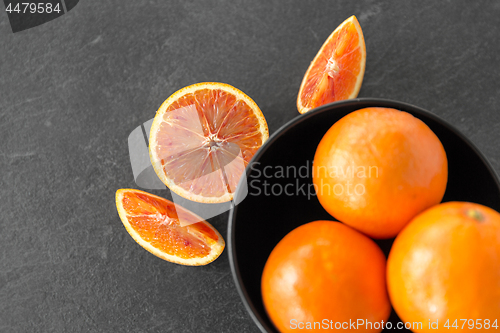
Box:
left=116, top=189, right=225, bottom=266
left=297, top=15, right=366, bottom=114
left=149, top=82, right=269, bottom=203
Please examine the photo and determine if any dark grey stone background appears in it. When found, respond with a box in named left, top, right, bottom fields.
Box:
left=1, top=1, right=499, bottom=332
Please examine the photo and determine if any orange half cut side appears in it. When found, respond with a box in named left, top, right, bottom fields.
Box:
left=149, top=82, right=269, bottom=203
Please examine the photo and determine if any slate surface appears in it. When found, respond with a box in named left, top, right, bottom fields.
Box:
left=1, top=1, right=499, bottom=332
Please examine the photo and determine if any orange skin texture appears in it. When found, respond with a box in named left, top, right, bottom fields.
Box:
left=313, top=107, right=448, bottom=239
left=387, top=202, right=500, bottom=332
left=261, top=221, right=390, bottom=333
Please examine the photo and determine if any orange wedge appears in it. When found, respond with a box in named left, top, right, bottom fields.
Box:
left=116, top=189, right=225, bottom=266
left=149, top=82, right=269, bottom=203
left=297, top=15, right=366, bottom=114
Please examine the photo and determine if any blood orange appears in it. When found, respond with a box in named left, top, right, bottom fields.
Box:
left=262, top=221, right=390, bottom=332
left=387, top=202, right=500, bottom=331
left=149, top=82, right=269, bottom=203
left=115, top=189, right=225, bottom=266
left=313, top=107, right=448, bottom=239
left=297, top=15, right=366, bottom=114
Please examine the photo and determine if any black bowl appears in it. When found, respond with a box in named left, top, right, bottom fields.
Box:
left=228, top=98, right=500, bottom=333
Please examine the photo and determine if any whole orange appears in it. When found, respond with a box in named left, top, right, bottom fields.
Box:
left=387, top=202, right=500, bottom=332
left=313, top=107, right=448, bottom=239
left=261, top=221, right=390, bottom=332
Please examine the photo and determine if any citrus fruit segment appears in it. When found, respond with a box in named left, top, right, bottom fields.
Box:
left=297, top=15, right=366, bottom=114
left=313, top=107, right=448, bottom=239
left=387, top=202, right=500, bottom=332
left=262, top=221, right=390, bottom=333
left=149, top=82, right=269, bottom=203
left=116, top=189, right=225, bottom=266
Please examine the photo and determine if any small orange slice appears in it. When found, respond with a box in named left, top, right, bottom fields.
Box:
left=297, top=15, right=366, bottom=114
left=116, top=189, right=225, bottom=266
left=149, top=82, right=269, bottom=203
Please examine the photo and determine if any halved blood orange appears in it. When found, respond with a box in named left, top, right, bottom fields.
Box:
left=297, top=15, right=366, bottom=114
left=116, top=189, right=225, bottom=266
left=149, top=82, right=269, bottom=203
